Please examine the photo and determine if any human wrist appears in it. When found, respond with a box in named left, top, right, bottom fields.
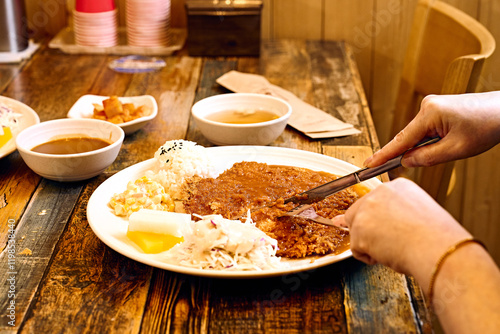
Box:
left=427, top=238, right=487, bottom=305
left=403, top=232, right=470, bottom=295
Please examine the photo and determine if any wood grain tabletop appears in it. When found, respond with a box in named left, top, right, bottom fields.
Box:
left=0, top=39, right=432, bottom=333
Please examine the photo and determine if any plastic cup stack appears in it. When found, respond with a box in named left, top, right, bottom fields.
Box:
left=126, top=0, right=171, bottom=47
left=73, top=0, right=118, bottom=47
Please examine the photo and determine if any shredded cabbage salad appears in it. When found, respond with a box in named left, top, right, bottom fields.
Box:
left=0, top=103, right=22, bottom=130
left=163, top=213, right=287, bottom=271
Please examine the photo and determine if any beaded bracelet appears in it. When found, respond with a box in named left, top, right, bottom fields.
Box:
left=428, top=237, right=487, bottom=305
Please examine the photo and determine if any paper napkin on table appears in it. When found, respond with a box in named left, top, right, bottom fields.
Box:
left=216, top=71, right=361, bottom=139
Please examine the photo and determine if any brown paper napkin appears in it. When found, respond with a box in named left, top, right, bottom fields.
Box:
left=216, top=71, right=361, bottom=138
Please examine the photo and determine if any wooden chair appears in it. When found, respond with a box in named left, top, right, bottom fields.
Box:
left=390, top=0, right=496, bottom=204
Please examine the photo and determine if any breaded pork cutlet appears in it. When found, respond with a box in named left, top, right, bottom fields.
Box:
left=182, top=161, right=366, bottom=258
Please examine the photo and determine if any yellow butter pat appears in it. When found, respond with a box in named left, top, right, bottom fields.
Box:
left=0, top=127, right=13, bottom=148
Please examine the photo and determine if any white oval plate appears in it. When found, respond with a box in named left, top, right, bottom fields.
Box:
left=0, top=96, right=40, bottom=159
left=87, top=146, right=382, bottom=278
left=67, top=94, right=158, bottom=135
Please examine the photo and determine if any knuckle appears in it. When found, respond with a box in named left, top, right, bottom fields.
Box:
left=389, top=177, right=415, bottom=190
left=394, top=129, right=406, bottom=143
left=418, top=148, right=437, bottom=166
left=420, top=94, right=439, bottom=111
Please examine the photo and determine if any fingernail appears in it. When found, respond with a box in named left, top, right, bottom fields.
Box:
left=401, top=155, right=412, bottom=168
left=363, top=156, right=373, bottom=167
left=331, top=215, right=344, bottom=227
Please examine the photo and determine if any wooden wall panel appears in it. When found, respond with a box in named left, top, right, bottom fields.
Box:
left=25, top=0, right=67, bottom=37
left=171, top=0, right=187, bottom=28
left=478, top=0, right=500, bottom=93
left=261, top=0, right=273, bottom=39
left=323, top=0, right=375, bottom=119
left=369, top=0, right=417, bottom=145
left=272, top=0, right=323, bottom=39
left=461, top=146, right=500, bottom=262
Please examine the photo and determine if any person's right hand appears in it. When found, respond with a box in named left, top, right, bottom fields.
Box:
left=333, top=178, right=471, bottom=291
left=364, top=92, right=500, bottom=168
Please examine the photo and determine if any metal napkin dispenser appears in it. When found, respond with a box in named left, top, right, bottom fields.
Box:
left=185, top=0, right=263, bottom=56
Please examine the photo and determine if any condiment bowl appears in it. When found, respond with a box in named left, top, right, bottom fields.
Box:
left=16, top=118, right=125, bottom=182
left=67, top=94, right=158, bottom=135
left=191, top=93, right=292, bottom=145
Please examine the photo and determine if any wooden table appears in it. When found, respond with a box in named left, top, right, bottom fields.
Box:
left=0, top=40, right=432, bottom=333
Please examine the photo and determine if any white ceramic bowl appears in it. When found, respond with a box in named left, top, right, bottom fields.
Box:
left=191, top=93, right=292, bottom=145
left=67, top=94, right=158, bottom=135
left=16, top=118, right=124, bottom=182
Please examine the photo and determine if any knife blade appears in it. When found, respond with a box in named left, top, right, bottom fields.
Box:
left=283, top=137, right=440, bottom=208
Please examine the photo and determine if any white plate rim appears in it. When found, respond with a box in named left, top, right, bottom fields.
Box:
left=0, top=96, right=40, bottom=159
left=66, top=94, right=158, bottom=135
left=87, top=145, right=382, bottom=278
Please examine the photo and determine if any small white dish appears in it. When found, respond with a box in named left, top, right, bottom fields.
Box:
left=16, top=118, right=124, bottom=182
left=191, top=93, right=292, bottom=146
left=67, top=94, right=158, bottom=135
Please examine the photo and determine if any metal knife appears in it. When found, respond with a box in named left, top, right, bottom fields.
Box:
left=283, top=137, right=440, bottom=217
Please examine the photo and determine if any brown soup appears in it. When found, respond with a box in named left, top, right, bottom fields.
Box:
left=205, top=109, right=279, bottom=124
left=32, top=136, right=111, bottom=154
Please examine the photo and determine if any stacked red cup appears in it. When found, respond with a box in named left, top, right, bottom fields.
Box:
left=126, top=0, right=171, bottom=47
left=74, top=0, right=118, bottom=47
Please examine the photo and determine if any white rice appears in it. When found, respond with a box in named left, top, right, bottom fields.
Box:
left=145, top=140, right=217, bottom=199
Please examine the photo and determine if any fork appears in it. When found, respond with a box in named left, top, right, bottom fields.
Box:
left=280, top=137, right=441, bottom=228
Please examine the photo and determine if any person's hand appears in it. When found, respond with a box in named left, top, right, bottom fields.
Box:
left=334, top=178, right=500, bottom=333
left=333, top=178, right=471, bottom=287
left=364, top=92, right=500, bottom=168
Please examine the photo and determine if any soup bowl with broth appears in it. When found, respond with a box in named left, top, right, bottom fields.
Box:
left=191, top=93, right=292, bottom=145
left=16, top=118, right=124, bottom=182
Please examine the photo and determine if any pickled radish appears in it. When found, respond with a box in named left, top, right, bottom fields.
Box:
left=127, top=230, right=184, bottom=254
left=127, top=209, right=190, bottom=253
